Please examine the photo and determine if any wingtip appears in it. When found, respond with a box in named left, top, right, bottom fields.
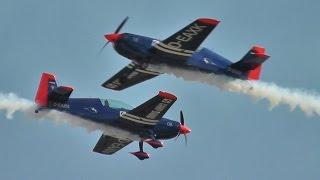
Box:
left=198, top=18, right=220, bottom=25
left=158, top=91, right=177, bottom=100
left=61, top=86, right=74, bottom=91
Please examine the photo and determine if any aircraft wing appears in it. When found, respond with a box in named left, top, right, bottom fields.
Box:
left=120, top=91, right=177, bottom=128
left=93, top=134, right=132, bottom=155
left=102, top=63, right=162, bottom=91
left=152, top=18, right=220, bottom=58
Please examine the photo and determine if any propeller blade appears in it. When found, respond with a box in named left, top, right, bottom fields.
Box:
left=180, top=110, right=184, bottom=125
left=114, top=16, right=129, bottom=34
left=175, top=110, right=190, bottom=146
left=184, top=134, right=188, bottom=146
left=99, top=41, right=110, bottom=54
left=99, top=16, right=128, bottom=55
left=174, top=132, right=181, bottom=141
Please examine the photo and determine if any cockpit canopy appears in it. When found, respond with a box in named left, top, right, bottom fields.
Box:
left=100, top=99, right=133, bottom=110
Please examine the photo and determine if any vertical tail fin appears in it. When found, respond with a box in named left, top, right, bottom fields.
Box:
left=35, top=72, right=74, bottom=108
left=230, top=46, right=270, bottom=80
left=35, top=73, right=57, bottom=106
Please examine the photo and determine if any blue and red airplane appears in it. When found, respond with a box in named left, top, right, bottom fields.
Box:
left=100, top=17, right=270, bottom=90
left=34, top=73, right=191, bottom=160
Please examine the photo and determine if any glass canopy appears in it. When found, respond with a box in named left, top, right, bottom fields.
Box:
left=100, top=99, right=133, bottom=110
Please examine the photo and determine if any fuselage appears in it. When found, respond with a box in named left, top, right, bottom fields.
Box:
left=48, top=98, right=180, bottom=141
left=113, top=33, right=248, bottom=79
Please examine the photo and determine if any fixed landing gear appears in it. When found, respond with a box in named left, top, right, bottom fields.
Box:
left=34, top=107, right=43, bottom=113
left=130, top=141, right=150, bottom=160
left=145, top=139, right=164, bottom=149
left=34, top=107, right=47, bottom=114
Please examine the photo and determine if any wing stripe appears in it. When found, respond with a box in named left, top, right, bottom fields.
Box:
left=153, top=44, right=193, bottom=57
left=102, top=63, right=159, bottom=90
left=157, top=42, right=195, bottom=54
left=135, top=69, right=162, bottom=75
left=127, top=63, right=134, bottom=68
left=123, top=113, right=159, bottom=123
left=121, top=114, right=158, bottom=125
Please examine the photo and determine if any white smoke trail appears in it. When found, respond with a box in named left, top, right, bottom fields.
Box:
left=32, top=110, right=139, bottom=140
left=149, top=64, right=320, bottom=116
left=0, top=92, right=138, bottom=140
left=0, top=93, right=34, bottom=119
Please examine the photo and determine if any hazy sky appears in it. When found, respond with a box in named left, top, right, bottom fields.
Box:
left=1, top=0, right=320, bottom=179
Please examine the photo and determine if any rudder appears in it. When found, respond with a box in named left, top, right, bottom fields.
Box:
left=35, top=73, right=57, bottom=106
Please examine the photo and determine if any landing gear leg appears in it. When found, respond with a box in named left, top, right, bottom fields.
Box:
left=139, top=141, right=143, bottom=152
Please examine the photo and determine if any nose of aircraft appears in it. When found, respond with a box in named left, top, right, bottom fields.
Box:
left=104, top=33, right=123, bottom=42
left=179, top=124, right=191, bottom=134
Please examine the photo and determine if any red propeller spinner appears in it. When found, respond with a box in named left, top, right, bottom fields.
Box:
left=99, top=16, right=128, bottom=54
left=104, top=33, right=123, bottom=42
left=179, top=124, right=191, bottom=134
left=176, top=110, right=191, bottom=145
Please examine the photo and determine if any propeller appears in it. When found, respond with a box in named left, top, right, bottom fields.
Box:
left=114, top=16, right=129, bottom=34
left=99, top=16, right=129, bottom=54
left=175, top=110, right=191, bottom=146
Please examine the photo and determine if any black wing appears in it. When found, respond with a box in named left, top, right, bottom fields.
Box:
left=102, top=63, right=161, bottom=91
left=152, top=18, right=220, bottom=58
left=93, top=134, right=132, bottom=155
left=120, top=91, right=177, bottom=128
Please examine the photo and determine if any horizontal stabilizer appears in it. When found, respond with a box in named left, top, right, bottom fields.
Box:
left=35, top=73, right=74, bottom=106
left=48, top=86, right=74, bottom=104
left=231, top=46, right=270, bottom=72
left=230, top=46, right=270, bottom=80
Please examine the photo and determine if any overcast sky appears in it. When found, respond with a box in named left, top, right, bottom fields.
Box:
left=0, top=0, right=320, bottom=179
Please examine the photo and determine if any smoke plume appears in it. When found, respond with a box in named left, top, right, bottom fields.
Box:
left=0, top=93, right=137, bottom=139
left=0, top=93, right=34, bottom=119
left=149, top=64, right=320, bottom=116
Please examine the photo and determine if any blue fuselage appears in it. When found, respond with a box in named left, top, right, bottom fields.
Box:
left=49, top=98, right=180, bottom=141
left=114, top=33, right=247, bottom=79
